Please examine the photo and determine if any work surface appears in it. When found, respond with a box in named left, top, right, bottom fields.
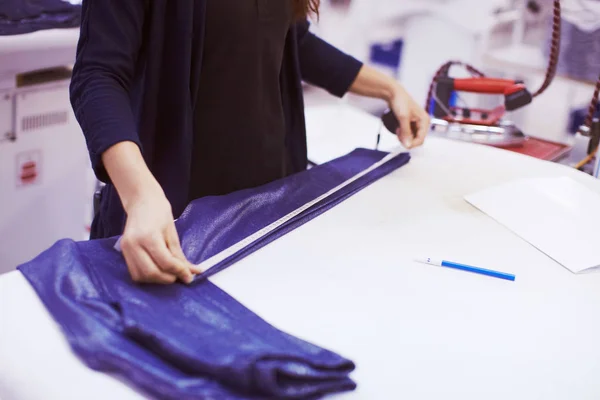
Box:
left=2, top=105, right=600, bottom=400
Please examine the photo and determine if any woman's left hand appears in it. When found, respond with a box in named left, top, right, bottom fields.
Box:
left=348, top=65, right=431, bottom=149
left=387, top=84, right=431, bottom=150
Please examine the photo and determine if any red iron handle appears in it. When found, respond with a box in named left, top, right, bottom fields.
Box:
left=450, top=77, right=522, bottom=94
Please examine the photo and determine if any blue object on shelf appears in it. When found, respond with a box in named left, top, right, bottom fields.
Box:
left=428, top=91, right=457, bottom=116
left=369, top=39, right=403, bottom=71
left=568, top=103, right=600, bottom=134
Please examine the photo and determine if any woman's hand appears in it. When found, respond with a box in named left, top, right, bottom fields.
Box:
left=102, top=141, right=200, bottom=284
left=121, top=189, right=200, bottom=284
left=348, top=65, right=431, bottom=149
left=388, top=84, right=431, bottom=149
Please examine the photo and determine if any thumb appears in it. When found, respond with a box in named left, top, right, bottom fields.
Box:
left=165, top=223, right=201, bottom=274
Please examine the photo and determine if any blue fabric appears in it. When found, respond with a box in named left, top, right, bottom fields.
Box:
left=568, top=103, right=600, bottom=134
left=0, top=0, right=81, bottom=35
left=181, top=149, right=411, bottom=279
left=18, top=148, right=410, bottom=399
left=69, top=0, right=364, bottom=239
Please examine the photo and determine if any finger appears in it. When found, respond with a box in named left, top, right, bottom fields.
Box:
left=189, top=262, right=204, bottom=275
left=165, top=223, right=203, bottom=275
left=122, top=238, right=177, bottom=284
left=169, top=241, right=200, bottom=276
left=395, top=114, right=413, bottom=149
left=121, top=245, right=142, bottom=282
left=143, top=235, right=194, bottom=284
left=166, top=224, right=184, bottom=258
left=165, top=224, right=189, bottom=262
left=120, top=236, right=144, bottom=282
left=413, top=116, right=429, bottom=147
left=136, top=250, right=178, bottom=284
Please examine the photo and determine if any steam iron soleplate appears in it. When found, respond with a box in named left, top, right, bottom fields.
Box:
left=429, top=118, right=527, bottom=148
left=380, top=109, right=528, bottom=148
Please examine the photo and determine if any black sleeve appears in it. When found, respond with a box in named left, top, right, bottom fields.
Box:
left=69, top=0, right=147, bottom=183
left=295, top=20, right=363, bottom=97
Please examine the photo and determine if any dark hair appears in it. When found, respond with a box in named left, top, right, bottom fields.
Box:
left=294, top=0, right=320, bottom=19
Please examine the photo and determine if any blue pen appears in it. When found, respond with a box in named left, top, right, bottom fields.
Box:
left=416, top=257, right=515, bottom=281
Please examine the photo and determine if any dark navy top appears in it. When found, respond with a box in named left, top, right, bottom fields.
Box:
left=189, top=0, right=293, bottom=200
left=69, top=0, right=363, bottom=239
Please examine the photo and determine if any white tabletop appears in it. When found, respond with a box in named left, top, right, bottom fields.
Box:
left=0, top=28, right=79, bottom=56
left=2, top=105, right=600, bottom=400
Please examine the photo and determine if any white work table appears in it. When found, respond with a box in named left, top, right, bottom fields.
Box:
left=2, top=105, right=600, bottom=400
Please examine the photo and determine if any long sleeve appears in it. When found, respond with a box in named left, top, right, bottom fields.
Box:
left=295, top=20, right=363, bottom=98
left=69, top=0, right=147, bottom=183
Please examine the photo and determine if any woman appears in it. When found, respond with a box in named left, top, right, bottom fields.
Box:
left=70, top=0, right=430, bottom=285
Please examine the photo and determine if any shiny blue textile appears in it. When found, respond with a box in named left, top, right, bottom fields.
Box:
left=0, top=0, right=81, bottom=35
left=182, top=149, right=410, bottom=279
left=18, top=149, right=410, bottom=399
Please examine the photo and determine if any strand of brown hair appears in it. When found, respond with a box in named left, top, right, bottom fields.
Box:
left=294, top=0, right=320, bottom=20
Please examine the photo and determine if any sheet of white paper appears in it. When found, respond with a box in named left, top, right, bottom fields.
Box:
left=465, top=176, right=600, bottom=274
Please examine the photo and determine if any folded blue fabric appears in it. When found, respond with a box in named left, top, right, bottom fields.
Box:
left=0, top=0, right=81, bottom=35
left=179, top=148, right=410, bottom=278
left=18, top=148, right=410, bottom=399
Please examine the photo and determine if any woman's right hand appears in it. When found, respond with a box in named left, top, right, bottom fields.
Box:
left=102, top=141, right=200, bottom=284
left=120, top=190, right=200, bottom=284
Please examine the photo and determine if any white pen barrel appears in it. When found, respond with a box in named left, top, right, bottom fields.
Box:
left=415, top=257, right=443, bottom=267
